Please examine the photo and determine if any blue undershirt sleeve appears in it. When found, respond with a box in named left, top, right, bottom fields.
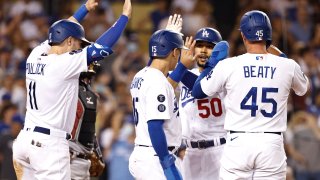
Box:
left=147, top=120, right=169, bottom=161
left=192, top=67, right=212, bottom=99
left=180, top=71, right=198, bottom=89
left=95, top=15, right=129, bottom=48
left=86, top=15, right=129, bottom=64
left=73, top=4, right=88, bottom=22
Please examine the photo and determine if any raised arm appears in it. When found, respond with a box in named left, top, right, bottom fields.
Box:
left=167, top=36, right=196, bottom=89
left=68, top=0, right=98, bottom=23
left=192, top=41, right=229, bottom=99
left=95, top=0, right=131, bottom=48
left=86, top=0, right=132, bottom=65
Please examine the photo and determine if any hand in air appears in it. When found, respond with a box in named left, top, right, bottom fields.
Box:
left=85, top=0, right=98, bottom=11
left=180, top=36, right=196, bottom=69
left=122, top=0, right=132, bottom=18
left=165, top=14, right=183, bottom=35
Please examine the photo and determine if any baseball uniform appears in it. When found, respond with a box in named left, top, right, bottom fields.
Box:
left=179, top=68, right=227, bottom=180
left=12, top=40, right=87, bottom=180
left=128, top=66, right=182, bottom=180
left=200, top=53, right=309, bottom=179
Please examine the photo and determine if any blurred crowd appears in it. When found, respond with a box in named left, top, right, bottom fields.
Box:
left=0, top=0, right=319, bottom=180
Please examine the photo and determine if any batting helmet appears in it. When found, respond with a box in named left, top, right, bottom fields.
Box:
left=194, top=27, right=222, bottom=44
left=240, top=10, right=272, bottom=47
left=149, top=30, right=188, bottom=58
left=48, top=19, right=91, bottom=46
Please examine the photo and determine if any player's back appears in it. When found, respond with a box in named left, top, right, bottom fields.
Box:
left=25, top=41, right=87, bottom=133
left=179, top=68, right=226, bottom=140
left=130, top=67, right=181, bottom=147
left=210, top=53, right=308, bottom=132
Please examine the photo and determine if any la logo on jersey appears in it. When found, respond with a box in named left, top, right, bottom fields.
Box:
left=202, top=29, right=210, bottom=38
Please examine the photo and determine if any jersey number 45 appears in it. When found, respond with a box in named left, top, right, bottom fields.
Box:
left=240, top=87, right=278, bottom=118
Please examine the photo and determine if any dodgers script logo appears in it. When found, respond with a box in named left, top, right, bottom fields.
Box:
left=180, top=86, right=194, bottom=107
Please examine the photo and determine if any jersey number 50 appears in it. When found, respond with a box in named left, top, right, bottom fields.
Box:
left=240, top=87, right=278, bottom=118
left=197, top=98, right=222, bottom=118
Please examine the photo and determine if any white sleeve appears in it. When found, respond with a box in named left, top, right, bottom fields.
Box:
left=200, top=62, right=227, bottom=97
left=145, top=83, right=171, bottom=121
left=57, top=48, right=88, bottom=80
left=292, top=61, right=309, bottom=96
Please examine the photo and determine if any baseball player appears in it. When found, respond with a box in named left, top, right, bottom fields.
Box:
left=69, top=62, right=105, bottom=180
left=177, top=27, right=228, bottom=180
left=128, top=29, right=188, bottom=180
left=12, top=0, right=131, bottom=179
left=192, top=10, right=310, bottom=179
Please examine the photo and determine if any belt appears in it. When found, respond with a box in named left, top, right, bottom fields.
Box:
left=230, top=130, right=281, bottom=135
left=24, top=126, right=72, bottom=140
left=137, top=144, right=176, bottom=152
left=184, top=138, right=226, bottom=149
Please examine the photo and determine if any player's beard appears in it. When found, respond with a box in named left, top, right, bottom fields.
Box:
left=196, top=54, right=209, bottom=68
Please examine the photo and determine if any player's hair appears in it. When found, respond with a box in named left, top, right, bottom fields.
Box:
left=194, top=27, right=222, bottom=45
left=48, top=19, right=91, bottom=47
left=148, top=30, right=187, bottom=58
left=240, top=10, right=272, bottom=47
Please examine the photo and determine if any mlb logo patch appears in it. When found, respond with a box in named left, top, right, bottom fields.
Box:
left=256, top=56, right=263, bottom=60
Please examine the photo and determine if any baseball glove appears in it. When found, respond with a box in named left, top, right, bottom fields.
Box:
left=89, top=151, right=105, bottom=177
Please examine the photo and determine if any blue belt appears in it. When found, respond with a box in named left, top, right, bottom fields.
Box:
left=188, top=138, right=226, bottom=149
left=25, top=126, right=71, bottom=140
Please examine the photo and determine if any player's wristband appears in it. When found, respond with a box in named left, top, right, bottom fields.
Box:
left=160, top=154, right=176, bottom=169
left=73, top=4, right=88, bottom=22
left=169, top=62, right=187, bottom=82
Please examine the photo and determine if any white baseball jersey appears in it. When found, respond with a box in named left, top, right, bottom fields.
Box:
left=130, top=66, right=181, bottom=147
left=24, top=40, right=88, bottom=133
left=179, top=68, right=226, bottom=139
left=200, top=53, right=309, bottom=132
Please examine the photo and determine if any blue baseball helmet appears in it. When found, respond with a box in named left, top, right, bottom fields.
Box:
left=48, top=19, right=91, bottom=46
left=149, top=30, right=188, bottom=58
left=194, top=27, right=222, bottom=44
left=240, top=10, right=272, bottom=47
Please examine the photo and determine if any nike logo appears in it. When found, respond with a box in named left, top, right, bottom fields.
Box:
left=230, top=136, right=239, bottom=141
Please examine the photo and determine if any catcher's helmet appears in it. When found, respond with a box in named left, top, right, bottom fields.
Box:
left=240, top=10, right=272, bottom=47
left=149, top=30, right=188, bottom=58
left=80, top=61, right=101, bottom=80
left=48, top=19, right=91, bottom=46
left=194, top=27, right=222, bottom=45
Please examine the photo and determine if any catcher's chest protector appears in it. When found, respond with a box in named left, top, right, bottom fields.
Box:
left=75, top=83, right=98, bottom=149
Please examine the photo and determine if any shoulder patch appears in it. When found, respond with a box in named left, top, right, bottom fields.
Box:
left=158, top=104, right=166, bottom=112
left=157, top=94, right=166, bottom=102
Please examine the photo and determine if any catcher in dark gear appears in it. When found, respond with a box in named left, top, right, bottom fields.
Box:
left=69, top=61, right=105, bottom=179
